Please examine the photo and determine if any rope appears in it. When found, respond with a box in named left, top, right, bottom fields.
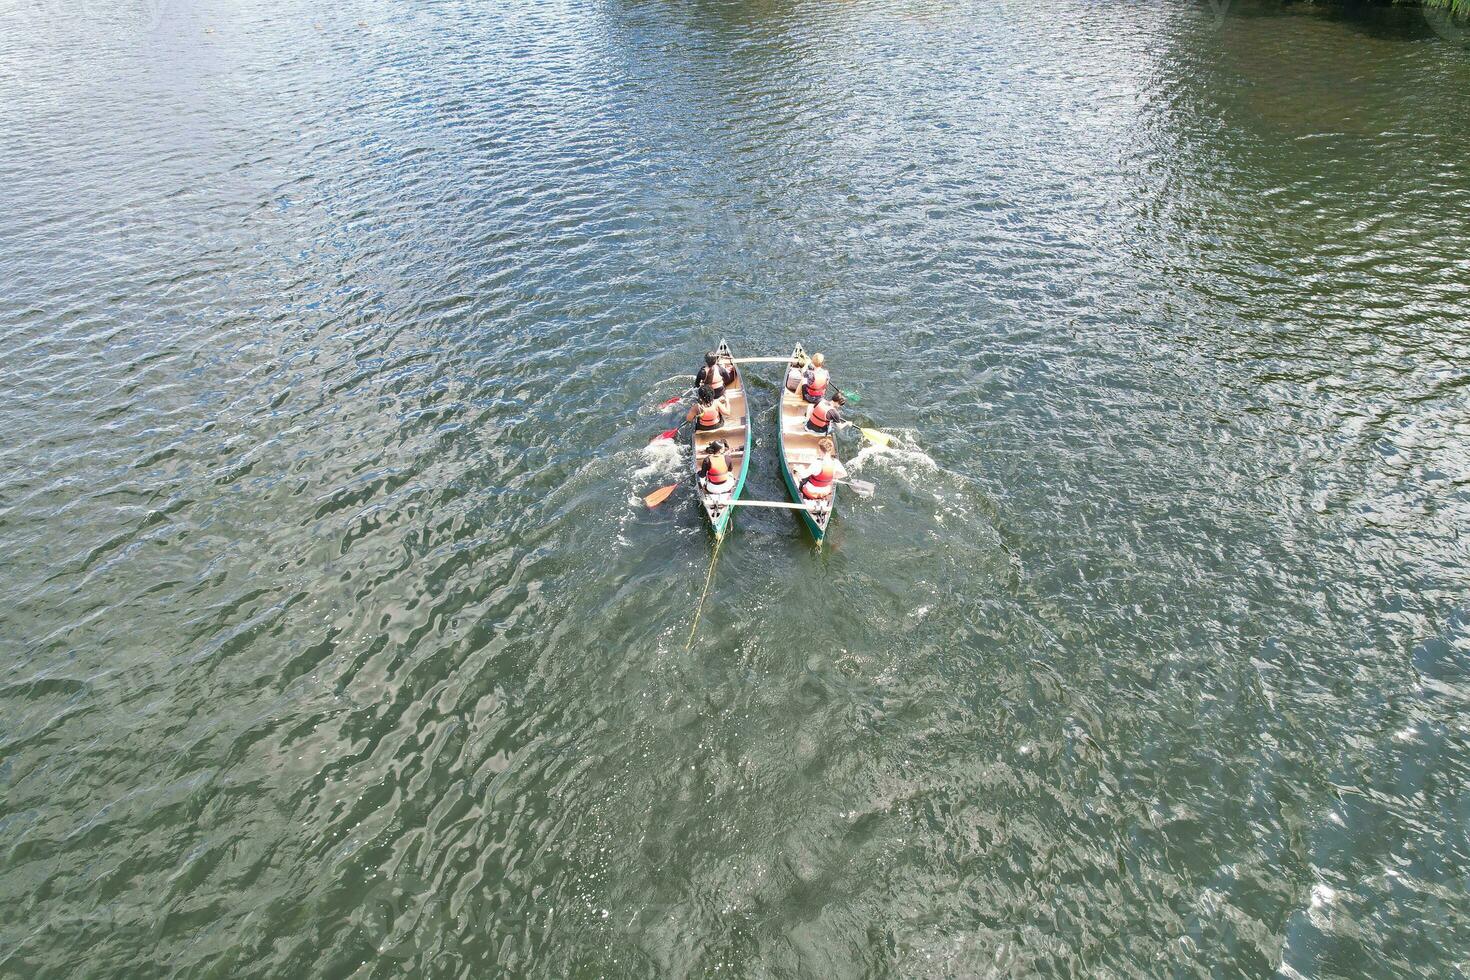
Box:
left=685, top=533, right=724, bottom=652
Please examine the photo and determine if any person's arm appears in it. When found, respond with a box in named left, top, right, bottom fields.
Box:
left=686, top=403, right=699, bottom=422
left=835, top=459, right=849, bottom=481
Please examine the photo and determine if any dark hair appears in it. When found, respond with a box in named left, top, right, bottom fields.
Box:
left=706, top=439, right=727, bottom=454
left=704, top=352, right=719, bottom=367
left=832, top=391, right=847, bottom=407
left=697, top=385, right=715, bottom=404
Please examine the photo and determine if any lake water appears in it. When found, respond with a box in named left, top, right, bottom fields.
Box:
left=2, top=0, right=1467, bottom=975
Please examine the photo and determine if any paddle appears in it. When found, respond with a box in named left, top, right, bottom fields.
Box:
left=838, top=421, right=893, bottom=448
left=643, top=485, right=677, bottom=508
left=651, top=417, right=690, bottom=442
left=837, top=478, right=876, bottom=498
left=654, top=384, right=700, bottom=411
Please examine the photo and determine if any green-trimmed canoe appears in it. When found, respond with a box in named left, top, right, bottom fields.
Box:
left=777, top=342, right=838, bottom=545
left=692, top=340, right=751, bottom=540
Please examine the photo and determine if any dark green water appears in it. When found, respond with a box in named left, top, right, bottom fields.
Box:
left=3, top=0, right=1468, bottom=975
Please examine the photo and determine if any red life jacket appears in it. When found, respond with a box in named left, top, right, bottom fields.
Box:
left=801, top=460, right=835, bottom=498
left=809, top=402, right=830, bottom=429
left=698, top=404, right=721, bottom=427
left=705, top=454, right=731, bottom=485
left=803, top=367, right=829, bottom=400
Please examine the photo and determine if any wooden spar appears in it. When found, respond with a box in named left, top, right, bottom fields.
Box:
left=724, top=499, right=824, bottom=511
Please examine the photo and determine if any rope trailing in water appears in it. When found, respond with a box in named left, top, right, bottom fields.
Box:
left=685, top=533, right=724, bottom=652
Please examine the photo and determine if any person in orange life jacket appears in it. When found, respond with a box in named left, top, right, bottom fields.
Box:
left=694, top=351, right=736, bottom=399
left=686, top=385, right=731, bottom=432
left=698, top=439, right=735, bottom=495
left=797, top=437, right=845, bottom=502
left=804, top=390, right=847, bottom=435
left=800, top=352, right=831, bottom=405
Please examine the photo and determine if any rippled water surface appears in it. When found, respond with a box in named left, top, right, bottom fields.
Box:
left=3, top=0, right=1469, bottom=975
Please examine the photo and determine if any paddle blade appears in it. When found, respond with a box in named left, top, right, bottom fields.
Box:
left=859, top=427, right=891, bottom=447
left=844, top=479, right=876, bottom=498
left=657, top=396, right=682, bottom=409
left=643, top=484, right=677, bottom=508
left=842, top=390, right=860, bottom=405
left=651, top=428, right=679, bottom=442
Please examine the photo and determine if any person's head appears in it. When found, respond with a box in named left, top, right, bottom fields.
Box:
left=831, top=391, right=847, bottom=407
left=697, top=385, right=715, bottom=404
left=811, top=352, right=826, bottom=368
left=704, top=352, right=719, bottom=367
left=818, top=437, right=835, bottom=455
left=706, top=439, right=727, bottom=455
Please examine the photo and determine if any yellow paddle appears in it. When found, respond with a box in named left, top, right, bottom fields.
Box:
left=837, top=421, right=893, bottom=447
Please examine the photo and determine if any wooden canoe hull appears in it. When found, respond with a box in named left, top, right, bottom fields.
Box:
left=777, top=343, right=836, bottom=545
left=691, top=340, right=751, bottom=540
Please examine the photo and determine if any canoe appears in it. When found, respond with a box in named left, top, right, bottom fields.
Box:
left=691, top=340, right=751, bottom=540
left=777, top=342, right=837, bottom=545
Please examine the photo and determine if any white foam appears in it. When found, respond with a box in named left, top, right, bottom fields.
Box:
left=631, top=439, right=685, bottom=482
left=847, top=438, right=937, bottom=475
left=614, top=440, right=689, bottom=548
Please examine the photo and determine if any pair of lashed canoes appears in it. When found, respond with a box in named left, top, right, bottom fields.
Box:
left=692, top=340, right=837, bottom=545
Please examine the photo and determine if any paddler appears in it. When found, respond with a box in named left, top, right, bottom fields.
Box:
left=694, top=350, right=736, bottom=399
left=800, top=352, right=831, bottom=405
left=686, top=385, right=732, bottom=432
left=797, top=437, right=845, bottom=505
left=698, top=439, right=735, bottom=496
left=785, top=352, right=806, bottom=394
left=804, top=391, right=846, bottom=436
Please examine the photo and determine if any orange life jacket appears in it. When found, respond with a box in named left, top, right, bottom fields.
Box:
left=801, top=460, right=835, bottom=498
left=809, top=402, right=831, bottom=429
left=698, top=404, right=721, bottom=427
left=803, top=367, right=829, bottom=400
left=705, top=454, right=731, bottom=485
